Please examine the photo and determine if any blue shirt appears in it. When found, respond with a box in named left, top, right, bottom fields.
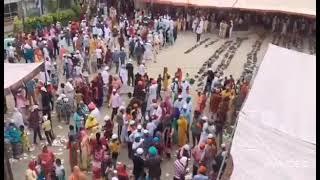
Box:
left=193, top=174, right=209, bottom=180
left=25, top=80, right=36, bottom=94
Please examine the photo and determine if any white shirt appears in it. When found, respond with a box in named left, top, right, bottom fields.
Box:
left=7, top=46, right=15, bottom=57
left=45, top=60, right=52, bottom=71
left=183, top=101, right=193, bottom=114
left=73, top=36, right=78, bottom=44
left=97, top=28, right=103, bottom=37
left=32, top=40, right=37, bottom=49
left=101, top=70, right=109, bottom=85
left=43, top=47, right=50, bottom=59
left=104, top=27, right=111, bottom=40
left=196, top=20, right=204, bottom=34
left=146, top=121, right=157, bottom=136
left=96, top=48, right=102, bottom=59
left=93, top=26, right=98, bottom=35
left=174, top=99, right=184, bottom=110
left=110, top=93, right=121, bottom=108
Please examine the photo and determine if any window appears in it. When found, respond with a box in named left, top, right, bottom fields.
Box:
left=4, top=2, right=19, bottom=22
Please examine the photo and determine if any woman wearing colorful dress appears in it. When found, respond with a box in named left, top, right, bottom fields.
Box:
left=67, top=135, right=79, bottom=171
left=177, top=114, right=188, bottom=147
left=79, top=130, right=91, bottom=171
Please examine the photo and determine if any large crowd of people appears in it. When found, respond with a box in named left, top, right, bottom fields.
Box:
left=4, top=2, right=315, bottom=180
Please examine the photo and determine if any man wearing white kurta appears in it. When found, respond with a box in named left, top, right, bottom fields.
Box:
left=143, top=41, right=153, bottom=62
left=199, top=117, right=216, bottom=144
left=138, top=63, right=146, bottom=76
left=196, top=19, right=204, bottom=42
left=102, top=66, right=110, bottom=101
left=181, top=80, right=191, bottom=100
left=147, top=81, right=158, bottom=112
left=119, top=64, right=128, bottom=86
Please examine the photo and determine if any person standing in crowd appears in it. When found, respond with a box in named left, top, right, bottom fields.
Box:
left=54, top=158, right=66, bottom=180
left=25, top=160, right=38, bottom=180
left=5, top=122, right=22, bottom=159
left=126, top=59, right=134, bottom=86
left=109, top=89, right=122, bottom=121
left=196, top=18, right=204, bottom=43
left=173, top=156, right=189, bottom=180
left=193, top=166, right=209, bottom=180
left=192, top=143, right=206, bottom=176
left=42, top=115, right=54, bottom=146
left=40, top=86, right=54, bottom=121
left=109, top=134, right=121, bottom=168
left=38, top=146, right=55, bottom=179
left=28, top=105, right=44, bottom=144
left=145, top=146, right=162, bottom=180
left=132, top=148, right=145, bottom=180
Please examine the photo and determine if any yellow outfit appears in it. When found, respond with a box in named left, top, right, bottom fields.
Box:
left=221, top=90, right=232, bottom=98
left=21, top=132, right=31, bottom=152
left=85, top=116, right=99, bottom=134
left=109, top=140, right=121, bottom=153
left=25, top=169, right=37, bottom=180
left=163, top=73, right=170, bottom=91
left=178, top=116, right=188, bottom=147
left=42, top=120, right=51, bottom=131
left=89, top=39, right=97, bottom=55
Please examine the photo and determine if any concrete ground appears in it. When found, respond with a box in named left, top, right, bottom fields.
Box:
left=5, top=28, right=315, bottom=180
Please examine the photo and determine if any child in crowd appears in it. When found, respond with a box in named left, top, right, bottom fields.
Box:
left=20, top=125, right=31, bottom=152
left=42, top=115, right=54, bottom=146
left=54, top=158, right=66, bottom=180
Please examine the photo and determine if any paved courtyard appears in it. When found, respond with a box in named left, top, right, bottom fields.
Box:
left=5, top=28, right=315, bottom=179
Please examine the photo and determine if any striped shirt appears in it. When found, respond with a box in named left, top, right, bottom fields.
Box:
left=174, top=159, right=187, bottom=179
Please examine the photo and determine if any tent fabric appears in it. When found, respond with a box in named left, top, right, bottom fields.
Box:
left=4, top=62, right=44, bottom=96
left=137, top=0, right=316, bottom=16
left=230, top=44, right=316, bottom=180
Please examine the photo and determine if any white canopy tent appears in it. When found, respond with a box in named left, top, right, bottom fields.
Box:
left=230, top=44, right=316, bottom=180
left=138, top=0, right=316, bottom=17
left=4, top=62, right=44, bottom=96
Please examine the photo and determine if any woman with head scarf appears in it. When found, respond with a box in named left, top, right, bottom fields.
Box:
left=91, top=133, right=105, bottom=180
left=175, top=68, right=183, bottom=83
left=73, top=108, right=84, bottom=133
left=85, top=115, right=99, bottom=135
left=145, top=146, right=162, bottom=180
left=25, top=160, right=38, bottom=180
left=89, top=102, right=102, bottom=124
left=177, top=113, right=188, bottom=147
left=96, top=74, right=104, bottom=108
left=67, top=135, right=79, bottom=171
left=69, top=166, right=87, bottom=180
left=209, top=89, right=223, bottom=114
left=38, top=145, right=55, bottom=178
left=117, top=163, right=129, bottom=180
left=79, top=130, right=91, bottom=171
left=200, top=138, right=217, bottom=176
left=174, top=156, right=188, bottom=180
left=14, top=88, right=28, bottom=122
